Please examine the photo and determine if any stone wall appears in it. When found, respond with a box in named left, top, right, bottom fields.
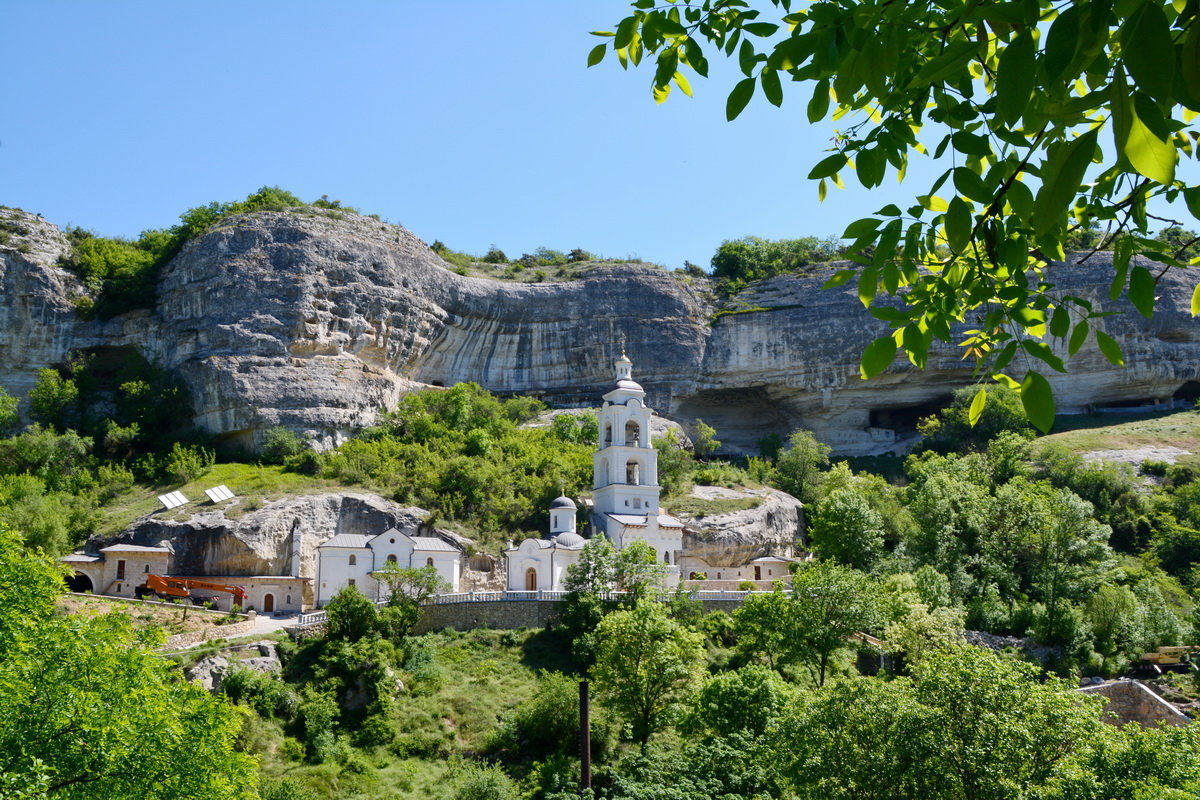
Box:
left=1079, top=680, right=1191, bottom=728
left=163, top=618, right=258, bottom=650
left=412, top=598, right=747, bottom=634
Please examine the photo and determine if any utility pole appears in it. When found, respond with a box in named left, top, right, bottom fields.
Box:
left=579, top=679, right=591, bottom=793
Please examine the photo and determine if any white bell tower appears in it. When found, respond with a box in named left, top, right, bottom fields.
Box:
left=592, top=351, right=660, bottom=543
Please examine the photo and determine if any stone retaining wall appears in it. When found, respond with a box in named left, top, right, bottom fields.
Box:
left=163, top=618, right=258, bottom=650
left=412, top=598, right=747, bottom=634
left=1079, top=680, right=1191, bottom=728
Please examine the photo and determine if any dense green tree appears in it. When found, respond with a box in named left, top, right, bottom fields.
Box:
left=808, top=488, right=886, bottom=569
left=324, top=584, right=378, bottom=642
left=774, top=428, right=830, bottom=504
left=790, top=561, right=881, bottom=686
left=27, top=369, right=79, bottom=431
left=594, top=0, right=1200, bottom=430
left=653, top=429, right=695, bottom=497
left=374, top=564, right=448, bottom=639
left=710, top=235, right=842, bottom=287
left=780, top=645, right=1106, bottom=800
left=685, top=664, right=795, bottom=738
left=0, top=387, right=17, bottom=436
left=733, top=587, right=796, bottom=671
left=918, top=386, right=1035, bottom=452
left=592, top=600, right=705, bottom=747
left=0, top=526, right=257, bottom=800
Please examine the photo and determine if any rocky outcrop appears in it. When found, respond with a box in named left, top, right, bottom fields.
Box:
left=1079, top=679, right=1192, bottom=728
left=80, top=492, right=455, bottom=607
left=2, top=205, right=1198, bottom=454
left=677, top=486, right=804, bottom=567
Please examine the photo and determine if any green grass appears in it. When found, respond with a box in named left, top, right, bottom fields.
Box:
left=665, top=495, right=763, bottom=518
left=95, top=462, right=340, bottom=535
left=1036, top=409, right=1200, bottom=465
left=247, top=629, right=556, bottom=800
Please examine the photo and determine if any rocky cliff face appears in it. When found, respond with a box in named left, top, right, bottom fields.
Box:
left=677, top=486, right=804, bottom=567
left=3, top=206, right=1198, bottom=454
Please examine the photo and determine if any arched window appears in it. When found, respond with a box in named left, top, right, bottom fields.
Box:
left=386, top=553, right=397, bottom=564
left=426, top=556, right=434, bottom=567
left=603, top=423, right=612, bottom=447
left=348, top=554, right=357, bottom=566
left=625, top=419, right=641, bottom=447
left=626, top=459, right=641, bottom=485
left=663, top=551, right=670, bottom=564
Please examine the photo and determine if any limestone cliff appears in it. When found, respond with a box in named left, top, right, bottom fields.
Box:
left=2, top=206, right=1198, bottom=454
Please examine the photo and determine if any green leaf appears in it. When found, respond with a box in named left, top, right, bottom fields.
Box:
left=860, top=336, right=898, bottom=379
left=995, top=32, right=1035, bottom=125
left=1193, top=284, right=1200, bottom=317
left=761, top=68, right=783, bottom=107
left=809, top=153, right=848, bottom=180
left=1049, top=305, right=1070, bottom=338
left=1128, top=265, right=1156, bottom=317
left=1124, top=95, right=1177, bottom=184
left=1021, top=340, right=1067, bottom=373
left=1121, top=2, right=1176, bottom=102
left=823, top=269, right=857, bottom=289
left=1068, top=320, right=1089, bottom=355
left=1021, top=371, right=1055, bottom=433
left=1032, top=128, right=1098, bottom=237
left=945, top=196, right=972, bottom=252
left=953, top=166, right=994, bottom=205
left=1095, top=329, right=1124, bottom=366
left=842, top=217, right=881, bottom=239
left=857, top=265, right=878, bottom=308
left=807, top=79, right=830, bottom=122
left=587, top=43, right=607, bottom=67
left=726, top=77, right=756, bottom=120
left=1110, top=237, right=1133, bottom=300
left=673, top=71, right=693, bottom=97
left=968, top=386, right=988, bottom=427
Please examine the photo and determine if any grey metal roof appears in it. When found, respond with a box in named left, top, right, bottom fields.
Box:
left=60, top=553, right=100, bottom=562
left=606, top=513, right=649, bottom=527
left=409, top=536, right=459, bottom=552
left=99, top=544, right=170, bottom=553
left=318, top=533, right=371, bottom=549
left=657, top=514, right=685, bottom=528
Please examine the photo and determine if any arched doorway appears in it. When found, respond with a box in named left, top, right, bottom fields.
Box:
left=262, top=593, right=275, bottom=613
left=525, top=568, right=538, bottom=591
left=65, top=572, right=93, bottom=593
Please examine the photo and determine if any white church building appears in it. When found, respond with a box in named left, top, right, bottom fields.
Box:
left=315, top=527, right=462, bottom=606
left=506, top=352, right=690, bottom=590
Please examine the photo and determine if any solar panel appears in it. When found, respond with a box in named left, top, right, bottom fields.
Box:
left=158, top=490, right=189, bottom=510
left=204, top=485, right=235, bottom=503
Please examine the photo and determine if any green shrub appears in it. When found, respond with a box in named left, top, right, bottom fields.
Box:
left=163, top=442, right=214, bottom=484
left=261, top=426, right=306, bottom=465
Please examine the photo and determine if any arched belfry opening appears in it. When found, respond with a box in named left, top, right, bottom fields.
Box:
left=625, top=419, right=641, bottom=447
left=626, top=459, right=641, bottom=485
left=603, top=423, right=613, bottom=447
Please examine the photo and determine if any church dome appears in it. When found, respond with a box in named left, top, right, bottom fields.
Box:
left=549, top=495, right=577, bottom=510
left=552, top=532, right=585, bottom=548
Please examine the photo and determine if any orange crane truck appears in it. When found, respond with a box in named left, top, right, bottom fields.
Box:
left=141, top=574, right=248, bottom=607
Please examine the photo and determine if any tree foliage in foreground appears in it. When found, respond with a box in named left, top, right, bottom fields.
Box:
left=0, top=526, right=257, bottom=800
left=593, top=0, right=1200, bottom=431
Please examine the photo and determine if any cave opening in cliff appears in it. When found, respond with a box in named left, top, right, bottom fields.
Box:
left=1174, top=382, right=1200, bottom=404
left=674, top=387, right=792, bottom=455
left=869, top=397, right=954, bottom=432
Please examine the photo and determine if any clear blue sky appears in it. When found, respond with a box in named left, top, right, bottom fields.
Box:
left=2, top=3, right=1192, bottom=270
